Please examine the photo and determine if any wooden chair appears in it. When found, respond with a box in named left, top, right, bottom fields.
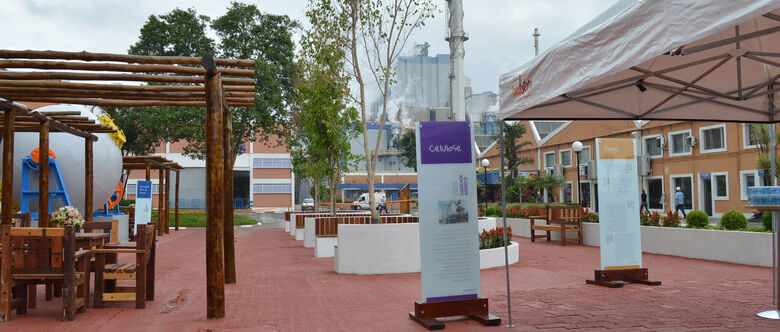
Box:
left=0, top=225, right=90, bottom=322
left=529, top=205, right=583, bottom=246
left=93, top=224, right=156, bottom=309
left=83, top=220, right=120, bottom=243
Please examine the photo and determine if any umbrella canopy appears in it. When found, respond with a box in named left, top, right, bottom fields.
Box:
left=499, top=0, right=780, bottom=123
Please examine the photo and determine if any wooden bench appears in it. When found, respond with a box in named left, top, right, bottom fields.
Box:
left=83, top=220, right=120, bottom=243
left=529, top=205, right=583, bottom=246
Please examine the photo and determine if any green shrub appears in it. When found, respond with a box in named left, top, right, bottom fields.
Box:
left=685, top=210, right=709, bottom=228
left=763, top=212, right=773, bottom=231
left=721, top=210, right=748, bottom=230
left=484, top=207, right=500, bottom=217
left=119, top=199, right=135, bottom=207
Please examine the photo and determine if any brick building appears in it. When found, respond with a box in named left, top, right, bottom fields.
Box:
left=481, top=120, right=773, bottom=217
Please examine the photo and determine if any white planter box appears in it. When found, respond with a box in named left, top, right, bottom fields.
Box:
left=478, top=217, right=497, bottom=232
left=315, top=237, right=337, bottom=257
left=506, top=217, right=772, bottom=267
left=480, top=242, right=519, bottom=269
left=284, top=221, right=290, bottom=232
left=295, top=228, right=304, bottom=241
left=304, top=217, right=316, bottom=248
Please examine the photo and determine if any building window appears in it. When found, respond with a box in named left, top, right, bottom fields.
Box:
left=700, top=124, right=726, bottom=153
left=578, top=146, right=591, bottom=164
left=643, top=135, right=663, bottom=158
left=559, top=149, right=572, bottom=167
left=743, top=123, right=762, bottom=149
left=152, top=184, right=159, bottom=194
left=669, top=130, right=692, bottom=156
left=740, top=170, right=763, bottom=200
left=544, top=152, right=555, bottom=168
left=253, top=183, right=292, bottom=193
left=713, top=173, right=728, bottom=200
left=561, top=182, right=573, bottom=202
left=253, top=157, right=291, bottom=168
left=671, top=175, right=693, bottom=210
left=126, top=183, right=137, bottom=195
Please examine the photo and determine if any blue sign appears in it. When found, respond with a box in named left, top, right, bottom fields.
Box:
left=137, top=180, right=152, bottom=199
left=699, top=173, right=711, bottom=179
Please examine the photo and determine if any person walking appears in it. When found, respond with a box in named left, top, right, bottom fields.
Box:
left=378, top=195, right=389, bottom=214
left=640, top=190, right=649, bottom=214
left=674, top=187, right=687, bottom=218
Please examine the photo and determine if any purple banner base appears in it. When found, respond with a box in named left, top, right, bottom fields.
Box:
left=426, top=293, right=478, bottom=303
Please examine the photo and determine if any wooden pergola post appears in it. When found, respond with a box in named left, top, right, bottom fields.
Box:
left=1, top=109, right=13, bottom=225
left=145, top=162, right=151, bottom=181
left=175, top=170, right=180, bottom=231
left=84, top=139, right=93, bottom=223
left=38, top=120, right=49, bottom=226
left=164, top=167, right=171, bottom=234
left=158, top=166, right=164, bottom=236
left=223, top=104, right=236, bottom=284
left=202, top=55, right=225, bottom=319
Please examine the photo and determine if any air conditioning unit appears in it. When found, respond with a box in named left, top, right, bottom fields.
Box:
left=578, top=164, right=588, bottom=177
left=637, top=154, right=651, bottom=176
left=658, top=136, right=667, bottom=149
left=545, top=166, right=554, bottom=175
left=553, top=164, right=565, bottom=176
left=685, top=135, right=698, bottom=147
left=587, top=160, right=597, bottom=179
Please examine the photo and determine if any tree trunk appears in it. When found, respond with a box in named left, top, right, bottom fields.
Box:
left=314, top=180, right=320, bottom=213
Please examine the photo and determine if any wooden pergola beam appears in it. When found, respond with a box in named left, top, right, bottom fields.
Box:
left=0, top=59, right=255, bottom=78
left=0, top=49, right=255, bottom=68
left=5, top=97, right=254, bottom=108
left=0, top=87, right=254, bottom=100
left=0, top=71, right=255, bottom=86
left=0, top=80, right=255, bottom=92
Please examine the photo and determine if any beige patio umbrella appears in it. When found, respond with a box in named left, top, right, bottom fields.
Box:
left=498, top=0, right=780, bottom=319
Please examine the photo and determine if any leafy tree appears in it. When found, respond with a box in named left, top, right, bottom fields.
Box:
left=291, top=9, right=361, bottom=215
left=751, top=123, right=780, bottom=184
left=128, top=8, right=216, bottom=57
left=536, top=174, right=564, bottom=203
left=306, top=0, right=437, bottom=220
left=493, top=122, right=534, bottom=177
left=398, top=129, right=417, bottom=171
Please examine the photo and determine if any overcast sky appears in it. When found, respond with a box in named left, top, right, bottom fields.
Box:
left=1, top=0, right=618, bottom=94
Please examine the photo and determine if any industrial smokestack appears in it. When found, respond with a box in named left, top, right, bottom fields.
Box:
left=447, top=0, right=467, bottom=121
left=533, top=27, right=540, bottom=56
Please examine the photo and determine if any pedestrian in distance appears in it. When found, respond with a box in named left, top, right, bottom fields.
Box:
left=640, top=190, right=649, bottom=214
left=378, top=195, right=389, bottom=214
left=674, top=187, right=687, bottom=218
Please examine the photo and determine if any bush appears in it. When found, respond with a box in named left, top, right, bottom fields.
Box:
left=582, top=208, right=599, bottom=223
left=119, top=199, right=135, bottom=207
left=686, top=210, right=710, bottom=228
left=484, top=207, right=500, bottom=217
left=721, top=210, right=747, bottom=230
left=479, top=226, right=513, bottom=249
left=763, top=212, right=773, bottom=231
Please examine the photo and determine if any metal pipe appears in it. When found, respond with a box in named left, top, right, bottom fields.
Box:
left=498, top=122, right=513, bottom=327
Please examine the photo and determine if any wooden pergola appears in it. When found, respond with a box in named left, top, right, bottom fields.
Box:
left=122, top=156, right=183, bottom=234
left=0, top=49, right=253, bottom=318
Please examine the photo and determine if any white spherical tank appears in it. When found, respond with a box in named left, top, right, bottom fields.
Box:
left=0, top=104, right=123, bottom=216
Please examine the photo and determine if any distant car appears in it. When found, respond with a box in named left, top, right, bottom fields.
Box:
left=350, top=192, right=386, bottom=210
left=302, top=198, right=315, bottom=211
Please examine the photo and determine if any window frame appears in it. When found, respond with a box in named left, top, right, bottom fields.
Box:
left=559, top=149, right=573, bottom=168
left=670, top=174, right=695, bottom=210
left=711, top=171, right=729, bottom=200
left=642, top=134, right=664, bottom=159
left=668, top=129, right=693, bottom=157
left=560, top=181, right=573, bottom=203
left=743, top=123, right=760, bottom=149
left=543, top=151, right=556, bottom=168
left=739, top=170, right=762, bottom=201
left=578, top=145, right=592, bottom=164
left=699, top=123, right=727, bottom=154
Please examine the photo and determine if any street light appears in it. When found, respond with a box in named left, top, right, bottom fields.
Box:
left=481, top=158, right=490, bottom=213
left=572, top=141, right=583, bottom=206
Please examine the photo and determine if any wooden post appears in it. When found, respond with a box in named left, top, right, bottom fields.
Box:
left=202, top=55, right=225, bottom=319
left=165, top=168, right=171, bottom=234
left=145, top=162, right=151, bottom=181
left=1, top=110, right=13, bottom=225
left=39, top=121, right=50, bottom=226
left=175, top=170, right=180, bottom=230
left=158, top=167, right=164, bottom=236
left=223, top=104, right=236, bottom=284
left=85, top=139, right=93, bottom=222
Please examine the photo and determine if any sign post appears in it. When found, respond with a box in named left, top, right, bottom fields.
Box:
left=409, top=121, right=500, bottom=329
left=134, top=180, right=152, bottom=234
left=586, top=138, right=660, bottom=288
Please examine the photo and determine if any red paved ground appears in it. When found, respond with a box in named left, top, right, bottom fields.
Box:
left=4, top=226, right=780, bottom=331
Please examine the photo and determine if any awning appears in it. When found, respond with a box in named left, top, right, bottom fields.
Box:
left=499, top=0, right=780, bottom=122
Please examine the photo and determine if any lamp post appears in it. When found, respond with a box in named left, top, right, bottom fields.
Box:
left=572, top=141, right=583, bottom=206
left=481, top=158, right=490, bottom=213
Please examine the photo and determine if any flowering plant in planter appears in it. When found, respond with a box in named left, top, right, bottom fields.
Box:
left=50, top=206, right=85, bottom=230
left=479, top=226, right=513, bottom=249
left=581, top=207, right=599, bottom=223
left=640, top=211, right=661, bottom=226
left=499, top=206, right=545, bottom=218
left=660, top=210, right=681, bottom=227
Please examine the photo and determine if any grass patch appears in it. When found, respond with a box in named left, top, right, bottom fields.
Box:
left=152, top=211, right=256, bottom=227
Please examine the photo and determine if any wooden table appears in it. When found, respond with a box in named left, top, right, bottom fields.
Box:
left=75, top=232, right=110, bottom=250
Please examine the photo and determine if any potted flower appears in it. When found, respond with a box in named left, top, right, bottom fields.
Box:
left=50, top=206, right=85, bottom=230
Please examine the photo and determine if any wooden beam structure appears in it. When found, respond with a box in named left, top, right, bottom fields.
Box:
left=0, top=49, right=253, bottom=319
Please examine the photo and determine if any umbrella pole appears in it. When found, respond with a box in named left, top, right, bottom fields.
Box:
left=758, top=84, right=780, bottom=319
left=498, top=122, right=514, bottom=327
